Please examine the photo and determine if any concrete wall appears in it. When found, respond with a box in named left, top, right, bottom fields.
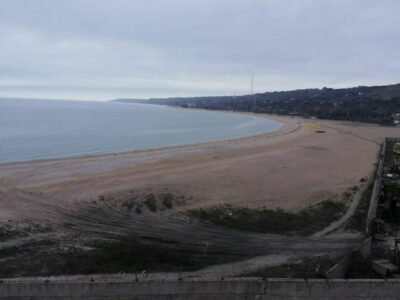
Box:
left=263, top=279, right=400, bottom=300
left=358, top=237, right=372, bottom=259
left=365, top=141, right=386, bottom=234
left=0, top=279, right=262, bottom=300
left=325, top=254, right=352, bottom=279
left=325, top=237, right=372, bottom=279
left=2, top=278, right=400, bottom=299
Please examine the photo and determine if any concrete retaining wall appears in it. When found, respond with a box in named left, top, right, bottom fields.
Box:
left=2, top=278, right=400, bottom=299
left=263, top=279, right=400, bottom=300
left=1, top=279, right=263, bottom=300
left=365, top=141, right=386, bottom=234
left=325, top=237, right=372, bottom=279
left=325, top=253, right=352, bottom=279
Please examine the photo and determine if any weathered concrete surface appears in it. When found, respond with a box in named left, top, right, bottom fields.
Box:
left=0, top=279, right=263, bottom=299
left=325, top=237, right=372, bottom=279
left=371, top=260, right=399, bottom=278
left=365, top=141, right=386, bottom=234
left=263, top=279, right=400, bottom=299
left=2, top=278, right=400, bottom=299
left=325, top=254, right=352, bottom=279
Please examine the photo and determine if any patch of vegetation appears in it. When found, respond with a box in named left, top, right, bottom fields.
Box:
left=237, top=256, right=335, bottom=278
left=161, top=193, right=174, bottom=209
left=345, top=182, right=374, bottom=231
left=0, top=236, right=246, bottom=278
left=0, top=247, right=18, bottom=258
left=144, top=195, right=158, bottom=212
left=0, top=220, right=53, bottom=242
left=187, top=200, right=347, bottom=236
left=94, top=191, right=183, bottom=214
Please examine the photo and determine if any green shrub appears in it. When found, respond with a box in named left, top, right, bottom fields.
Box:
left=187, top=200, right=346, bottom=236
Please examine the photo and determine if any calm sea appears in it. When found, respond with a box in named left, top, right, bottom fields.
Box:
left=0, top=98, right=281, bottom=163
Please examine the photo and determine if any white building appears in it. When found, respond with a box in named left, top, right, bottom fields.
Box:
left=393, top=113, right=400, bottom=125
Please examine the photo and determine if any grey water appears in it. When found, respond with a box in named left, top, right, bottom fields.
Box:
left=0, top=98, right=282, bottom=164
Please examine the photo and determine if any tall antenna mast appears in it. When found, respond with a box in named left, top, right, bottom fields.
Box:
left=250, top=73, right=254, bottom=95
left=250, top=73, right=256, bottom=109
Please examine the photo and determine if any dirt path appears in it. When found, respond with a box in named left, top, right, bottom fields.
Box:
left=309, top=120, right=385, bottom=238
left=312, top=179, right=371, bottom=238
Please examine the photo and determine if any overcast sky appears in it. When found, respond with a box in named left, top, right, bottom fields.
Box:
left=0, top=0, right=399, bottom=101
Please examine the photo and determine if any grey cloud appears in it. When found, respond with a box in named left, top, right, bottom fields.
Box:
left=0, top=0, right=399, bottom=100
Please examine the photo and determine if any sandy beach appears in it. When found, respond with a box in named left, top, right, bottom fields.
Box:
left=0, top=113, right=399, bottom=278
left=0, top=114, right=398, bottom=221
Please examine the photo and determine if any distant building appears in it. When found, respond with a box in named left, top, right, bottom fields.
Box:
left=393, top=113, right=400, bottom=125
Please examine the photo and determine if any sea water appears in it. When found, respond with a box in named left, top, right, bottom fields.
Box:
left=0, top=98, right=281, bottom=163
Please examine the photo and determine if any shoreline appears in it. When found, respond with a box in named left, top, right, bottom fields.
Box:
left=2, top=101, right=395, bottom=168
left=0, top=111, right=288, bottom=168
left=1, top=110, right=398, bottom=215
